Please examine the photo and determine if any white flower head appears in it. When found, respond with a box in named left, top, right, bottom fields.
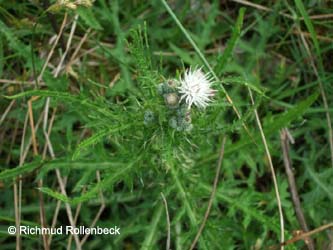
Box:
left=178, top=67, right=215, bottom=109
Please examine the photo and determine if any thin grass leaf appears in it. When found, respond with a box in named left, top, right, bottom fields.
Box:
left=222, top=76, right=266, bottom=97
left=215, top=8, right=245, bottom=75
left=77, top=6, right=103, bottom=30
left=294, top=0, right=321, bottom=59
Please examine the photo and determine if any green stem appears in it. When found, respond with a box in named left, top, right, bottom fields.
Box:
left=140, top=204, right=164, bottom=250
left=170, top=164, right=208, bottom=250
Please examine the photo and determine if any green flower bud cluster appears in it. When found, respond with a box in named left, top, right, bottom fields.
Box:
left=157, top=80, right=193, bottom=132
left=168, top=105, right=193, bottom=132
left=157, top=80, right=180, bottom=109
left=157, top=79, right=177, bottom=95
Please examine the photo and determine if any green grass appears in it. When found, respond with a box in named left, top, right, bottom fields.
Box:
left=1, top=0, right=333, bottom=249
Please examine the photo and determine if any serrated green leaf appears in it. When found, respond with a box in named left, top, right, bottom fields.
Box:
left=72, top=124, right=132, bottom=160
left=38, top=187, right=71, bottom=203
left=0, top=160, right=42, bottom=180
left=5, top=89, right=115, bottom=117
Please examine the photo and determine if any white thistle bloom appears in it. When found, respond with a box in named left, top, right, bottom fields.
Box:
left=178, top=67, right=215, bottom=109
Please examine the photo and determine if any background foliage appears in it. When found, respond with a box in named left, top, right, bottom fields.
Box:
left=1, top=0, right=333, bottom=249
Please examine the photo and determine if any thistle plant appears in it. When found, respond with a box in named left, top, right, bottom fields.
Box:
left=155, top=67, right=215, bottom=132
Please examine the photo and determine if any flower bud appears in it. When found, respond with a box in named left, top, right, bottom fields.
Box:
left=164, top=93, right=179, bottom=108
left=144, top=110, right=155, bottom=126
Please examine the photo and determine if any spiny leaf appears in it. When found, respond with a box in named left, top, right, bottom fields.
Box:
left=0, top=161, right=42, bottom=180
left=72, top=124, right=132, bottom=160
left=306, top=166, right=333, bottom=201
left=41, top=160, right=126, bottom=173
left=0, top=19, right=31, bottom=63
left=198, top=182, right=280, bottom=233
left=38, top=187, right=71, bottom=203
left=128, top=24, right=158, bottom=98
left=5, top=90, right=115, bottom=117
left=201, top=91, right=319, bottom=163
left=71, top=163, right=134, bottom=204
left=263, top=91, right=319, bottom=135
